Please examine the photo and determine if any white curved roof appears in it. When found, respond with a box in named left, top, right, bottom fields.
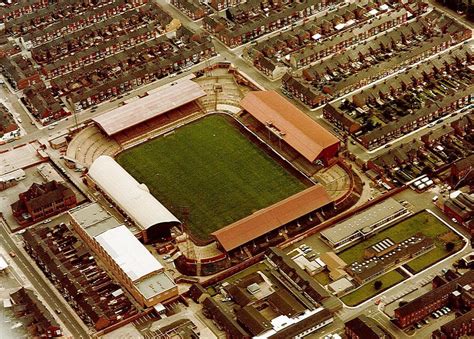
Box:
left=88, top=156, right=180, bottom=230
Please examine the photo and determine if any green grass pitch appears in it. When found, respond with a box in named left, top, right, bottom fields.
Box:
left=116, top=115, right=308, bottom=240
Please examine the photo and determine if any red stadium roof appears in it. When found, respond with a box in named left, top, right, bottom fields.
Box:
left=240, top=91, right=339, bottom=163
left=212, top=184, right=332, bottom=252
left=93, top=80, right=206, bottom=136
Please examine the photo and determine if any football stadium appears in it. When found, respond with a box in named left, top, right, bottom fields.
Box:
left=116, top=114, right=310, bottom=240
left=73, top=66, right=352, bottom=265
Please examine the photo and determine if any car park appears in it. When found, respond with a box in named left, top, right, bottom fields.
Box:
left=441, top=307, right=450, bottom=314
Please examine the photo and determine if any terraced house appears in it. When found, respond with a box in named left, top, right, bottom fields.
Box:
left=203, top=0, right=341, bottom=48
left=323, top=45, right=473, bottom=149
left=246, top=0, right=409, bottom=80
left=283, top=8, right=470, bottom=108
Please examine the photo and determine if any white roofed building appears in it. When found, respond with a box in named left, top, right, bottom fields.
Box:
left=70, top=211, right=178, bottom=307
left=87, top=155, right=180, bottom=243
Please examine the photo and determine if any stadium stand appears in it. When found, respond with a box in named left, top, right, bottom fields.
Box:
left=93, top=80, right=206, bottom=136
left=241, top=91, right=340, bottom=165
left=212, top=184, right=332, bottom=253
left=66, top=125, right=120, bottom=167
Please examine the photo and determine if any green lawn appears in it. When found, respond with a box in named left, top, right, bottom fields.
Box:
left=314, top=271, right=331, bottom=286
left=338, top=211, right=460, bottom=265
left=341, top=270, right=405, bottom=307
left=406, top=244, right=459, bottom=273
left=117, top=115, right=307, bottom=240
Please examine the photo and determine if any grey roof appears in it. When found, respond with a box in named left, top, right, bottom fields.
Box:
left=69, top=203, right=121, bottom=237
left=320, top=198, right=406, bottom=244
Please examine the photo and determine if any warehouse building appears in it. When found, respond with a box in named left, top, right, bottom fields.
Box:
left=69, top=205, right=178, bottom=308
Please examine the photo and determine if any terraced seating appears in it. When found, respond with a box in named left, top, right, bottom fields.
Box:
left=314, top=164, right=351, bottom=200
left=66, top=125, right=120, bottom=166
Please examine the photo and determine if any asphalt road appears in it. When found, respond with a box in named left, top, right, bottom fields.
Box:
left=0, top=220, right=90, bottom=338
left=334, top=188, right=472, bottom=338
left=0, top=2, right=472, bottom=338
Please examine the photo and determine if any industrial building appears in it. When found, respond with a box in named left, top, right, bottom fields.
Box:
left=69, top=203, right=178, bottom=308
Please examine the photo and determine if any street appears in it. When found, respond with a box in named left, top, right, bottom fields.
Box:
left=0, top=1, right=472, bottom=338
left=0, top=220, right=90, bottom=338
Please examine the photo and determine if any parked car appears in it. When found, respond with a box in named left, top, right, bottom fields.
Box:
left=9, top=251, right=16, bottom=258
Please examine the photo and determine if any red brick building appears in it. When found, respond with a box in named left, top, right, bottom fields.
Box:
left=345, top=315, right=388, bottom=338
left=432, top=309, right=474, bottom=339
left=11, top=181, right=76, bottom=225
left=394, top=271, right=474, bottom=328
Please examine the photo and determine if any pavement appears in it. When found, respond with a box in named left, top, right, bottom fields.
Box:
left=0, top=1, right=472, bottom=338
left=332, top=187, right=472, bottom=338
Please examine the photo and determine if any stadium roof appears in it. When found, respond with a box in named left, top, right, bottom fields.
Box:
left=88, top=156, right=180, bottom=231
left=95, top=225, right=163, bottom=282
left=212, top=184, right=332, bottom=252
left=240, top=91, right=339, bottom=163
left=93, top=80, right=206, bottom=136
left=320, top=198, right=406, bottom=245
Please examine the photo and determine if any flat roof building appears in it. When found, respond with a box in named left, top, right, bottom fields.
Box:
left=69, top=202, right=127, bottom=237
left=320, top=198, right=408, bottom=251
left=87, top=155, right=180, bottom=243
left=240, top=91, right=340, bottom=165
left=71, top=217, right=178, bottom=308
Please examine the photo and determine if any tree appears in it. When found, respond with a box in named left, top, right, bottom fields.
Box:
left=445, top=241, right=455, bottom=252
left=374, top=280, right=383, bottom=290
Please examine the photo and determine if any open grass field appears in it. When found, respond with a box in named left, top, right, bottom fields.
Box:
left=338, top=211, right=462, bottom=270
left=341, top=270, right=405, bottom=307
left=116, top=115, right=308, bottom=240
